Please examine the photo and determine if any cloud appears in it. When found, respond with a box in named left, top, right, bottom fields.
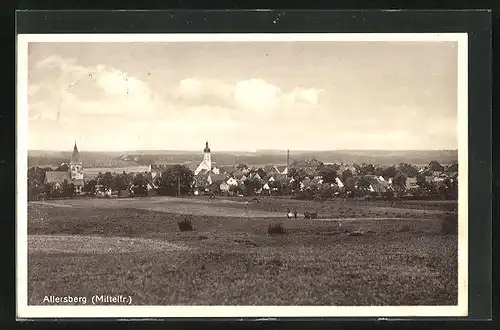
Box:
left=172, top=77, right=325, bottom=118
left=30, top=55, right=165, bottom=120
left=28, top=54, right=327, bottom=150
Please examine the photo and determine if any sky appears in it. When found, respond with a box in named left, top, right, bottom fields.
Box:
left=26, top=40, right=458, bottom=152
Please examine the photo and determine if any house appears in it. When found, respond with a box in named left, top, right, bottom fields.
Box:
left=208, top=173, right=227, bottom=185
left=240, top=174, right=248, bottom=182
left=264, top=165, right=278, bottom=175
left=275, top=165, right=288, bottom=175
left=335, top=177, right=344, bottom=188
left=406, top=177, right=419, bottom=191
left=44, top=171, right=72, bottom=191
left=252, top=173, right=263, bottom=181
left=219, top=165, right=237, bottom=174
left=220, top=182, right=230, bottom=192
left=300, top=178, right=313, bottom=191
left=369, top=182, right=388, bottom=194
left=233, top=171, right=245, bottom=180
left=226, top=177, right=239, bottom=186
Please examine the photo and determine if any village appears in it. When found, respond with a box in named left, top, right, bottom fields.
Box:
left=27, top=141, right=459, bottom=203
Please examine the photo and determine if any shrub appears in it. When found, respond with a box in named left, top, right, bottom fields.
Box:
left=399, top=224, right=411, bottom=232
left=441, top=213, right=458, bottom=235
left=178, top=217, right=194, bottom=231
left=267, top=222, right=285, bottom=235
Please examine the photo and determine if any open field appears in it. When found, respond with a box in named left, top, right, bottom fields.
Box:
left=27, top=196, right=458, bottom=306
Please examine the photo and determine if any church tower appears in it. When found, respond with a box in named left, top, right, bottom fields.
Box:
left=194, top=141, right=212, bottom=175
left=69, top=141, right=84, bottom=194
left=203, top=141, right=211, bottom=168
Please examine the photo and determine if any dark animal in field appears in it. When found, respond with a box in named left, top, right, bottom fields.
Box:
left=252, top=197, right=260, bottom=203
left=304, top=212, right=318, bottom=219
left=207, top=192, right=216, bottom=199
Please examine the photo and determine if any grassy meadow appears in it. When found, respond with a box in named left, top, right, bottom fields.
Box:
left=27, top=196, right=458, bottom=306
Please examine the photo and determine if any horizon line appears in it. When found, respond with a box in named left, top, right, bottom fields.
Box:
left=28, top=148, right=459, bottom=153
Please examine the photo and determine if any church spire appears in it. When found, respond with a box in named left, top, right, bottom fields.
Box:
left=204, top=141, right=211, bottom=153
left=70, top=141, right=81, bottom=164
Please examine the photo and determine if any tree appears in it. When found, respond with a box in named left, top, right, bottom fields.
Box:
left=132, top=173, right=148, bottom=196
left=276, top=180, right=291, bottom=196
left=236, top=184, right=246, bottom=196
left=446, top=161, right=458, bottom=173
left=27, top=166, right=49, bottom=200
left=316, top=164, right=337, bottom=184
left=114, top=173, right=128, bottom=191
left=341, top=168, right=353, bottom=183
left=438, top=177, right=458, bottom=200
left=356, top=175, right=372, bottom=193
left=156, top=165, right=194, bottom=196
left=289, top=167, right=307, bottom=182
left=288, top=168, right=307, bottom=192
left=359, top=163, right=376, bottom=176
left=55, top=163, right=70, bottom=172
left=374, top=166, right=385, bottom=177
left=208, top=182, right=222, bottom=194
left=61, top=179, right=75, bottom=197
left=97, top=172, right=114, bottom=190
left=236, top=164, right=249, bottom=171
left=416, top=176, right=438, bottom=196
left=344, top=176, right=356, bottom=193
left=83, top=179, right=97, bottom=195
left=392, top=173, right=407, bottom=193
left=383, top=166, right=397, bottom=179
left=244, top=177, right=262, bottom=196
left=428, top=160, right=444, bottom=172
left=398, top=162, right=419, bottom=178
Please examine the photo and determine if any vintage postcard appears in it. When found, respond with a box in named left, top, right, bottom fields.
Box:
left=17, top=33, right=468, bottom=318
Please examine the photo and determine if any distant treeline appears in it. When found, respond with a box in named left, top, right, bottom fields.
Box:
left=28, top=149, right=458, bottom=168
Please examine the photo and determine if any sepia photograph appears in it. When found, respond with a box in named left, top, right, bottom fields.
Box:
left=17, top=33, right=468, bottom=318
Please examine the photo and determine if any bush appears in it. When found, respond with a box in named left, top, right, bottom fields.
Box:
left=267, top=222, right=285, bottom=235
left=178, top=217, right=194, bottom=231
left=399, top=224, right=411, bottom=232
left=441, top=213, right=458, bottom=235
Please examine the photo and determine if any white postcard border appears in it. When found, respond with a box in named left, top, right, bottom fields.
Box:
left=16, top=32, right=469, bottom=319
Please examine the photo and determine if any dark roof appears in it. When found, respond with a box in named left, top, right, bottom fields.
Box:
left=210, top=173, right=227, bottom=183
left=45, top=171, right=71, bottom=184
left=219, top=166, right=237, bottom=174
left=197, top=169, right=210, bottom=176
left=70, top=142, right=81, bottom=164
left=233, top=171, right=244, bottom=179
left=276, top=165, right=287, bottom=173
left=204, top=141, right=211, bottom=153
